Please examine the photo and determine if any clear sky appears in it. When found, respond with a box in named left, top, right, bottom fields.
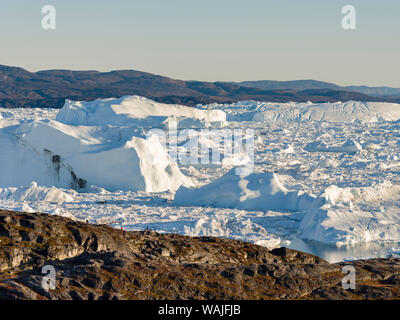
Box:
left=1, top=0, right=399, bottom=86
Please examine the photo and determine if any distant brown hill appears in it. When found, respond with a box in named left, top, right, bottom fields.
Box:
left=0, top=65, right=397, bottom=108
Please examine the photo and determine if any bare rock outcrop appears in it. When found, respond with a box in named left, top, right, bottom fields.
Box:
left=0, top=210, right=399, bottom=300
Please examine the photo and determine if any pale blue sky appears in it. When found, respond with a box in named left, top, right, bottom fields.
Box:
left=0, top=0, right=399, bottom=86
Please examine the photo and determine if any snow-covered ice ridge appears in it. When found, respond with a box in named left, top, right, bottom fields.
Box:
left=57, top=95, right=226, bottom=127
left=1, top=97, right=400, bottom=262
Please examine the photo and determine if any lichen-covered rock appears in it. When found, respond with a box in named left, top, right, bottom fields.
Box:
left=0, top=210, right=399, bottom=300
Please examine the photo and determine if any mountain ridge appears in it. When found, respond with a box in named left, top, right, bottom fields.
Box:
left=235, top=79, right=400, bottom=98
left=0, top=65, right=399, bottom=108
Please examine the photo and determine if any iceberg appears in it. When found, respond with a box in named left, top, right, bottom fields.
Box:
left=0, top=182, right=75, bottom=203
left=17, top=120, right=193, bottom=192
left=298, top=182, right=400, bottom=245
left=56, top=95, right=226, bottom=127
left=174, top=168, right=315, bottom=212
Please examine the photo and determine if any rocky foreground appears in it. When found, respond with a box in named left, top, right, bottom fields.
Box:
left=0, top=210, right=399, bottom=300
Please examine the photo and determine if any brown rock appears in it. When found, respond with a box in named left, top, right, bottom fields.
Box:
left=0, top=210, right=399, bottom=300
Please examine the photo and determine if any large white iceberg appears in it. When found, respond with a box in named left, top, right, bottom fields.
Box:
left=0, top=127, right=81, bottom=189
left=56, top=95, right=226, bottom=127
left=174, top=168, right=315, bottom=212
left=298, top=182, right=400, bottom=245
left=0, top=182, right=75, bottom=203
left=16, top=120, right=192, bottom=192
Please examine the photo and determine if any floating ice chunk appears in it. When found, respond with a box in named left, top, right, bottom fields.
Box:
left=305, top=139, right=362, bottom=154
left=183, top=214, right=281, bottom=248
left=387, top=154, right=398, bottom=161
left=338, top=139, right=363, bottom=153
left=317, top=156, right=339, bottom=168
left=365, top=143, right=382, bottom=151
left=52, top=208, right=77, bottom=220
left=280, top=144, right=294, bottom=154
left=0, top=182, right=75, bottom=203
left=221, top=153, right=251, bottom=167
left=17, top=204, right=35, bottom=213
left=255, top=239, right=282, bottom=249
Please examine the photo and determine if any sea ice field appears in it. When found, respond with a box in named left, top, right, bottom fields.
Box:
left=1, top=97, right=400, bottom=263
